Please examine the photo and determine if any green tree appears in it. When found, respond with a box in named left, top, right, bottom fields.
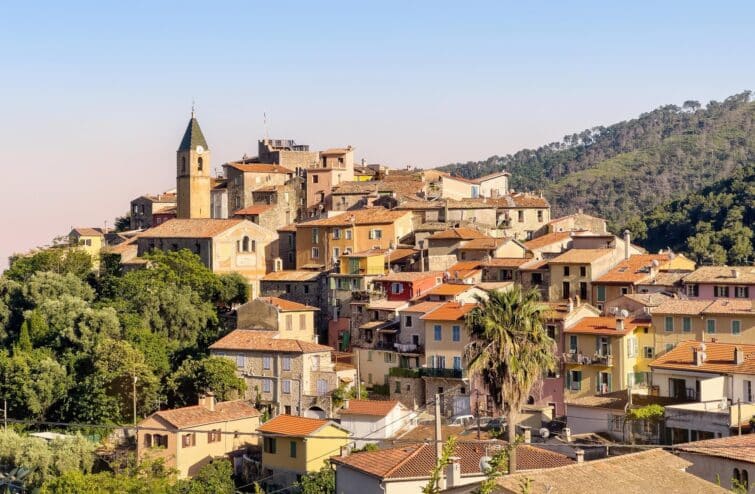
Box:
left=0, top=349, right=68, bottom=420
left=217, top=273, right=249, bottom=307
left=465, top=286, right=556, bottom=474
left=173, top=459, right=235, bottom=494
left=167, top=357, right=246, bottom=407
left=6, top=247, right=93, bottom=282
left=296, top=464, right=335, bottom=494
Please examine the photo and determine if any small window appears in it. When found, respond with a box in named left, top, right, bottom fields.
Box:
left=395, top=381, right=401, bottom=393
left=282, top=380, right=291, bottom=394
left=282, top=356, right=291, bottom=371
left=197, top=157, right=204, bottom=171
left=665, top=343, right=674, bottom=353
left=182, top=433, right=196, bottom=448
left=735, top=286, right=750, bottom=298
left=333, top=228, right=341, bottom=240
left=620, top=287, right=629, bottom=295
left=236, top=354, right=245, bottom=368
left=686, top=284, right=699, bottom=297
left=405, top=315, right=412, bottom=327
left=345, top=229, right=352, bottom=240
left=517, top=210, right=524, bottom=222
left=733, top=320, right=742, bottom=335
left=537, top=210, right=543, bottom=222
left=453, top=356, right=462, bottom=370
left=312, top=174, right=319, bottom=184
left=664, top=317, right=674, bottom=332
left=181, top=156, right=187, bottom=174
left=682, top=317, right=691, bottom=332
left=207, top=429, right=221, bottom=443
left=434, top=325, right=442, bottom=341
left=644, top=346, right=654, bottom=359
left=144, top=433, right=152, bottom=448
left=367, top=351, right=373, bottom=361
left=714, top=286, right=730, bottom=297
left=569, top=335, right=578, bottom=352
left=563, top=266, right=570, bottom=276
left=452, top=325, right=461, bottom=342
left=263, top=379, right=271, bottom=393
left=242, top=236, right=250, bottom=252
left=596, top=285, right=606, bottom=302
left=290, top=441, right=297, bottom=458
left=299, top=314, right=306, bottom=330
left=286, top=314, right=293, bottom=331
left=311, top=247, right=320, bottom=259
left=546, top=325, right=556, bottom=340
left=264, top=437, right=277, bottom=454
left=706, top=319, right=716, bottom=334
left=263, top=356, right=272, bottom=370
left=579, top=266, right=586, bottom=277
left=391, top=283, right=404, bottom=294
left=568, top=370, right=582, bottom=391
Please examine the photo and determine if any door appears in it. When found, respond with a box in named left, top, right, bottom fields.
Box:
left=670, top=378, right=686, bottom=400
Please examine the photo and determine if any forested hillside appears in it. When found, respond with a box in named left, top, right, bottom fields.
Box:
left=640, top=163, right=754, bottom=265
left=439, top=91, right=755, bottom=236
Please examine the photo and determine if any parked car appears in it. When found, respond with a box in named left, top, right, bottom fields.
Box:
left=481, top=417, right=507, bottom=432
left=448, top=414, right=475, bottom=427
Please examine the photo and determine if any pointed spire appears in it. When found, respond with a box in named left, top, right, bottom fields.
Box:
left=178, top=111, right=208, bottom=152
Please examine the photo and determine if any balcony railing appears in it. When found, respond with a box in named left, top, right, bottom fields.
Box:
left=562, top=353, right=613, bottom=367
left=420, top=368, right=464, bottom=379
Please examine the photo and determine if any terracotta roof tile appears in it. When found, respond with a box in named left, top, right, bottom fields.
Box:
left=399, top=301, right=445, bottom=315
left=298, top=209, right=411, bottom=227
left=427, top=227, right=487, bottom=240
left=675, top=434, right=755, bottom=464
left=233, top=205, right=272, bottom=216
left=653, top=299, right=755, bottom=316
left=564, top=316, right=643, bottom=336
left=261, top=270, right=322, bottom=282
left=258, top=296, right=319, bottom=311
left=566, top=390, right=685, bottom=410
left=459, top=238, right=509, bottom=250
left=152, top=400, right=260, bottom=428
left=224, top=163, right=295, bottom=174
left=332, top=441, right=571, bottom=480
left=426, top=283, right=474, bottom=296
left=209, top=330, right=332, bottom=353
left=339, top=400, right=402, bottom=417
left=650, top=340, right=755, bottom=375
left=257, top=414, right=337, bottom=436
left=548, top=248, right=613, bottom=264
left=420, top=301, right=476, bottom=321
left=139, top=219, right=246, bottom=238
left=495, top=449, right=727, bottom=494
left=375, top=271, right=444, bottom=283
left=595, top=254, right=671, bottom=284
left=523, top=231, right=573, bottom=250
left=71, top=227, right=107, bottom=237
left=684, top=266, right=755, bottom=285
left=480, top=258, right=530, bottom=267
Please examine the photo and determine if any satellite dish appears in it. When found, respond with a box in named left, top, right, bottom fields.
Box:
left=620, top=309, right=629, bottom=318
left=539, top=428, right=550, bottom=438
left=479, top=455, right=493, bottom=473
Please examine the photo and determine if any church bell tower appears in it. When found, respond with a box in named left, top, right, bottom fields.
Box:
left=176, top=110, right=211, bottom=219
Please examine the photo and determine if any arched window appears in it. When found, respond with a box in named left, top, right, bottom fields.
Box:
left=242, top=236, right=250, bottom=252
left=742, top=470, right=749, bottom=488
left=198, top=157, right=204, bottom=171
left=181, top=156, right=187, bottom=174
left=144, top=434, right=153, bottom=448
left=734, top=468, right=741, bottom=484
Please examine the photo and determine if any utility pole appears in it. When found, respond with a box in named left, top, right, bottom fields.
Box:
left=476, top=391, right=481, bottom=440
left=738, top=399, right=742, bottom=436
left=434, top=393, right=442, bottom=460
left=132, top=373, right=138, bottom=426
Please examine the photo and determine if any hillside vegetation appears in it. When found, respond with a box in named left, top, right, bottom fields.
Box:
left=439, top=91, right=755, bottom=234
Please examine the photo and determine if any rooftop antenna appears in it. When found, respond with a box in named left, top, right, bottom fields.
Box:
left=263, top=112, right=269, bottom=141
left=191, top=98, right=196, bottom=118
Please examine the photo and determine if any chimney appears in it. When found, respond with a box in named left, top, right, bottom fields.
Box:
left=273, top=257, right=283, bottom=272
left=732, top=269, right=740, bottom=279
left=343, top=399, right=350, bottom=410
left=694, top=348, right=704, bottom=366
left=564, top=427, right=572, bottom=442
left=568, top=297, right=574, bottom=313
left=575, top=448, right=585, bottom=463
left=200, top=392, right=216, bottom=412
left=522, top=427, right=532, bottom=444
left=623, top=230, right=631, bottom=260
left=575, top=295, right=580, bottom=307
left=445, top=457, right=461, bottom=488
left=616, top=318, right=624, bottom=331
left=577, top=208, right=583, bottom=214
left=735, top=347, right=745, bottom=365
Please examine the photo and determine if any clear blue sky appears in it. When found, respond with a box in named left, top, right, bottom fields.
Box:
left=1, top=1, right=754, bottom=266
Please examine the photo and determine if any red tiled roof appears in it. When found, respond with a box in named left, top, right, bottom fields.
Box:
left=258, top=296, right=319, bottom=311
left=139, top=219, right=246, bottom=238
left=595, top=254, right=671, bottom=284
left=650, top=340, right=755, bottom=375
left=233, top=205, right=272, bottom=216
left=339, top=400, right=402, bottom=417
left=427, top=227, right=487, bottom=240
left=675, top=434, right=755, bottom=464
left=548, top=248, right=613, bottom=264
left=71, top=227, right=107, bottom=237
left=564, top=316, right=642, bottom=336
left=257, top=414, right=340, bottom=436
left=480, top=258, right=530, bottom=267
left=152, top=400, right=260, bottom=428
left=653, top=299, right=755, bottom=316
left=225, top=162, right=294, bottom=174
left=458, top=238, right=509, bottom=250
left=683, top=266, right=755, bottom=285
left=375, top=271, right=444, bottom=283
left=331, top=441, right=571, bottom=479
left=523, top=231, right=573, bottom=250
left=420, top=301, right=476, bottom=321
left=209, top=330, right=332, bottom=353
left=399, top=301, right=445, bottom=315
left=298, top=209, right=411, bottom=227
left=426, top=283, right=474, bottom=296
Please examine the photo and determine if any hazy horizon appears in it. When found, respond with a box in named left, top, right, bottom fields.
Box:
left=2, top=1, right=755, bottom=268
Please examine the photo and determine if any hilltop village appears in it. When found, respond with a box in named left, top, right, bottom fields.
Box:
left=34, top=113, right=755, bottom=492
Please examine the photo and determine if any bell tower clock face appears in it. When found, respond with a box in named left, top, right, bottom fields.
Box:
left=195, top=145, right=204, bottom=154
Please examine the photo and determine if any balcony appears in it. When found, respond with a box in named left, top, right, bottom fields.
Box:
left=420, top=368, right=464, bottom=379
left=389, top=367, right=421, bottom=378
left=562, top=352, right=613, bottom=367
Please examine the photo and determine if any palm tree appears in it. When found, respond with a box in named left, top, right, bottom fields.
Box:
left=465, top=285, right=556, bottom=474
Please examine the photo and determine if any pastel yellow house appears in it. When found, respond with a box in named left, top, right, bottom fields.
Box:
left=235, top=296, right=318, bottom=342
left=258, top=414, right=350, bottom=485
left=340, top=249, right=387, bottom=276
left=69, top=227, right=108, bottom=268
left=136, top=218, right=276, bottom=298
left=136, top=395, right=260, bottom=478
left=563, top=316, right=649, bottom=399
